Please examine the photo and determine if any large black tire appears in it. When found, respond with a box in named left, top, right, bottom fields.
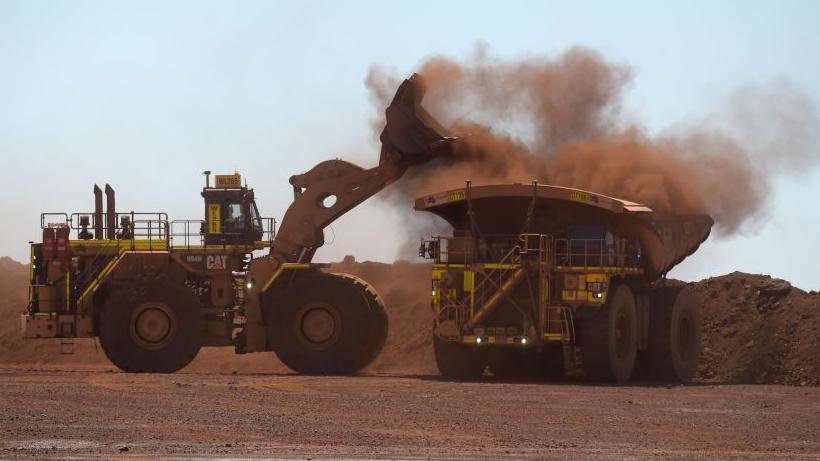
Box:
left=645, top=286, right=701, bottom=382
left=335, top=273, right=388, bottom=369
left=269, top=272, right=387, bottom=375
left=98, top=280, right=203, bottom=373
left=434, top=336, right=487, bottom=379
left=579, top=283, right=638, bottom=383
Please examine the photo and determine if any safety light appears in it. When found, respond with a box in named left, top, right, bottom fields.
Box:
left=246, top=282, right=253, bottom=290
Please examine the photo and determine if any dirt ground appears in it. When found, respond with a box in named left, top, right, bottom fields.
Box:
left=2, top=256, right=820, bottom=459
left=0, top=368, right=818, bottom=461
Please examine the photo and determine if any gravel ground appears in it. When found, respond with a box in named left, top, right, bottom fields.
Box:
left=1, top=368, right=818, bottom=460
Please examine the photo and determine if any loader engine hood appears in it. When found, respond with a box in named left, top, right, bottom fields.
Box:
left=414, top=183, right=713, bottom=281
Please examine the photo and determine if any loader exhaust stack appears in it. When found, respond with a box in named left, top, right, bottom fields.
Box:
left=93, top=184, right=103, bottom=240
left=105, top=184, right=115, bottom=240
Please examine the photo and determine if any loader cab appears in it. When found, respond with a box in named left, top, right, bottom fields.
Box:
left=201, top=172, right=263, bottom=246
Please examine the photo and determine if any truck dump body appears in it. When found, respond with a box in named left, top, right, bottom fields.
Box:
left=414, top=184, right=713, bottom=281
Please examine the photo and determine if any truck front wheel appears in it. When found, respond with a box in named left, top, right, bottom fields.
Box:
left=579, top=283, right=638, bottom=383
left=98, top=280, right=203, bottom=373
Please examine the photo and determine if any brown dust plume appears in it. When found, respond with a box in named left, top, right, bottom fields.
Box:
left=367, top=46, right=820, bottom=236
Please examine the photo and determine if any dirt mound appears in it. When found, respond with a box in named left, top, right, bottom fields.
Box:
left=693, top=272, right=820, bottom=385
left=1, top=256, right=818, bottom=383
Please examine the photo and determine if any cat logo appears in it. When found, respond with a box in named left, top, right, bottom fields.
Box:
left=206, top=255, right=227, bottom=270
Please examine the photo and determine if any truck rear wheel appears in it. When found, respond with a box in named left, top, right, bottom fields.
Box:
left=98, top=280, right=203, bottom=373
left=645, top=286, right=701, bottom=382
left=270, top=272, right=386, bottom=375
left=434, top=336, right=487, bottom=379
left=579, top=283, right=638, bottom=383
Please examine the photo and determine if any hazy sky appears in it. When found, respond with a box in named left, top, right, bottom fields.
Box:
left=1, top=1, right=819, bottom=289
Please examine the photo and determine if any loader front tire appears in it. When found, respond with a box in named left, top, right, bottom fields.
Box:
left=270, top=272, right=386, bottom=375
left=99, top=280, right=203, bottom=373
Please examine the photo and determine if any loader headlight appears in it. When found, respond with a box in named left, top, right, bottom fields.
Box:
left=520, top=337, right=528, bottom=345
left=246, top=282, right=253, bottom=290
left=475, top=337, right=483, bottom=344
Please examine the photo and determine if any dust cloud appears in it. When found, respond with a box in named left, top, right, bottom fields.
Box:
left=367, top=45, right=820, bottom=235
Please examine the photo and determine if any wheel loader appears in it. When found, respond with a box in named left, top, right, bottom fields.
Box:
left=416, top=182, right=713, bottom=383
left=21, top=74, right=454, bottom=374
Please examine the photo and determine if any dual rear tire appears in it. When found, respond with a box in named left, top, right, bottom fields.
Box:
left=580, top=283, right=701, bottom=383
left=644, top=286, right=701, bottom=382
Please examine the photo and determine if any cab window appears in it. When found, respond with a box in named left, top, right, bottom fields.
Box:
left=225, top=203, right=245, bottom=231
left=249, top=201, right=263, bottom=231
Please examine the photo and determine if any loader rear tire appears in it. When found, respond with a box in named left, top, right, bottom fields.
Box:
left=99, top=280, right=203, bottom=373
left=270, top=272, right=386, bottom=375
left=645, top=286, right=701, bottom=382
left=579, top=283, right=638, bottom=383
left=434, top=336, right=487, bottom=379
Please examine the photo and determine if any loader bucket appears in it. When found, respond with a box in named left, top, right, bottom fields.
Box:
left=380, top=73, right=453, bottom=164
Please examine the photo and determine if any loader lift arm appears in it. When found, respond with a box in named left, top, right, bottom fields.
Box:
left=270, top=74, right=454, bottom=264
left=241, top=74, right=454, bottom=364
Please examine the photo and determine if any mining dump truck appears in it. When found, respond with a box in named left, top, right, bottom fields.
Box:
left=21, top=74, right=454, bottom=374
left=416, top=183, right=713, bottom=383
